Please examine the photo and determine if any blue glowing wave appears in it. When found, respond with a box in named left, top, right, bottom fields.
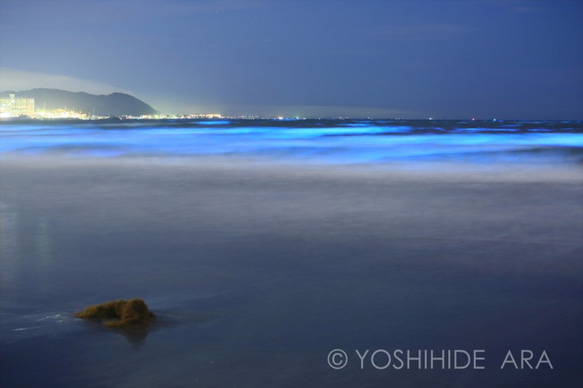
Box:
left=1, top=119, right=582, bottom=164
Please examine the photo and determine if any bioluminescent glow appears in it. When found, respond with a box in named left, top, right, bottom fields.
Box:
left=1, top=119, right=581, bottom=164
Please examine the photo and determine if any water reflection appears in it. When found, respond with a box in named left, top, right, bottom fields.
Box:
left=0, top=201, right=20, bottom=290
left=35, top=216, right=52, bottom=268
left=0, top=201, right=57, bottom=300
left=104, top=325, right=151, bottom=349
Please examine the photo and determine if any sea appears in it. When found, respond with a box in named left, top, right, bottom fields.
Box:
left=1, top=118, right=582, bottom=164
left=1, top=119, right=582, bottom=387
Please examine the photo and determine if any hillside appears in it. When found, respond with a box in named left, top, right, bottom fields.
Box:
left=0, top=88, right=157, bottom=117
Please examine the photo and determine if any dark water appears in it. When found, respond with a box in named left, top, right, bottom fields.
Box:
left=1, top=120, right=582, bottom=387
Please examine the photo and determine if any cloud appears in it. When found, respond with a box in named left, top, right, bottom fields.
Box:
left=368, top=24, right=473, bottom=42
left=0, top=68, right=132, bottom=95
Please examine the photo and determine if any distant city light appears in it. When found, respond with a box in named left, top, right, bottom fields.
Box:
left=0, top=93, right=227, bottom=120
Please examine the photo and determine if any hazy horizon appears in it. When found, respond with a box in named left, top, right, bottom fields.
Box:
left=1, top=0, right=582, bottom=120
left=2, top=84, right=582, bottom=121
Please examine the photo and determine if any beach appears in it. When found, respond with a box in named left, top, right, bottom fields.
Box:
left=1, top=154, right=581, bottom=387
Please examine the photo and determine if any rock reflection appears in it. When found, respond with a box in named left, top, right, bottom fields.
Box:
left=116, top=327, right=150, bottom=349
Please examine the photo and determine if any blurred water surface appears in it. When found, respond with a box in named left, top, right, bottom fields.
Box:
left=0, top=119, right=582, bottom=387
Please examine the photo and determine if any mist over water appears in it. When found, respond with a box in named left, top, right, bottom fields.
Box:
left=1, top=119, right=582, bottom=387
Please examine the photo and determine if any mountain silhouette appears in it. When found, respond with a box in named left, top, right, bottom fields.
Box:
left=0, top=88, right=157, bottom=117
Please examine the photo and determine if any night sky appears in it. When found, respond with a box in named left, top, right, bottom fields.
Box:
left=1, top=0, right=582, bottom=119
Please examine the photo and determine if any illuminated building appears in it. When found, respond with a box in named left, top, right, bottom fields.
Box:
left=0, top=93, right=227, bottom=120
left=0, top=93, right=35, bottom=118
left=35, top=108, right=89, bottom=120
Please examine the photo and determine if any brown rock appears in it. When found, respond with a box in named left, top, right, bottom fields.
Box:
left=74, top=298, right=155, bottom=328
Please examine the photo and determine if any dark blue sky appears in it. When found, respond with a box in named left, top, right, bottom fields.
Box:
left=1, top=0, right=582, bottom=119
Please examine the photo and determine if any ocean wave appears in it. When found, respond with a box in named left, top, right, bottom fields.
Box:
left=1, top=119, right=582, bottom=164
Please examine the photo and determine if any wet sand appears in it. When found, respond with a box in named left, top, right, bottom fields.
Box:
left=1, top=156, right=582, bottom=387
